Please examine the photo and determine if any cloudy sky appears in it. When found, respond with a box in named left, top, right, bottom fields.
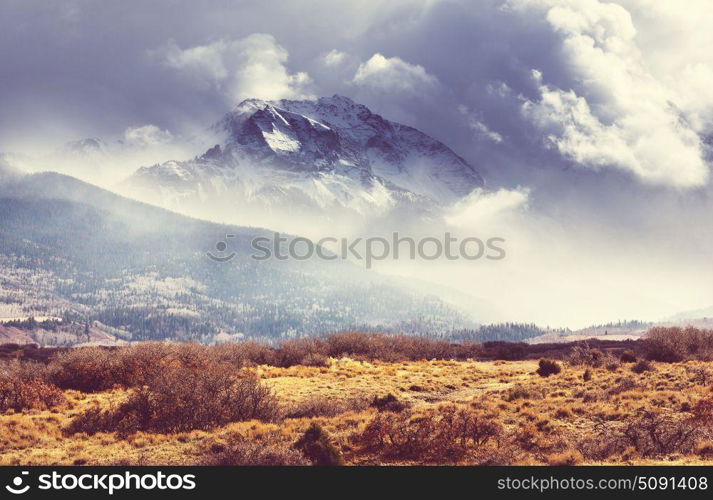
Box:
left=2, top=0, right=713, bottom=326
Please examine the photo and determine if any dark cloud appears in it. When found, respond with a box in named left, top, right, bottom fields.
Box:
left=1, top=0, right=712, bottom=236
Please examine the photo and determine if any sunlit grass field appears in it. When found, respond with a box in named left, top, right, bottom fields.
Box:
left=2, top=348, right=712, bottom=466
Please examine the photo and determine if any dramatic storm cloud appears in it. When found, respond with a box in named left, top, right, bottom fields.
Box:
left=2, top=0, right=710, bottom=187
left=153, top=34, right=314, bottom=103
left=512, top=0, right=709, bottom=187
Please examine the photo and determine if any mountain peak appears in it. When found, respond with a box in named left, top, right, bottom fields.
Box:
left=322, top=94, right=357, bottom=106
left=130, top=95, right=484, bottom=215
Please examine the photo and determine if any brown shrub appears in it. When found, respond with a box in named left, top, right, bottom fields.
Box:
left=620, top=349, right=637, bottom=363
left=606, top=361, right=621, bottom=372
left=608, top=377, right=637, bottom=396
left=66, top=364, right=280, bottom=434
left=203, top=436, right=309, bottom=465
left=46, top=334, right=485, bottom=391
left=576, top=433, right=624, bottom=461
left=631, top=360, right=654, bottom=374
left=513, top=423, right=541, bottom=451
left=49, top=347, right=118, bottom=392
left=294, top=422, right=344, bottom=465
left=64, top=406, right=117, bottom=436
left=278, top=338, right=327, bottom=367
left=569, top=343, right=622, bottom=369
left=286, top=396, right=368, bottom=419
left=645, top=327, right=713, bottom=362
left=619, top=410, right=700, bottom=457
left=691, top=397, right=713, bottom=423
left=688, top=367, right=711, bottom=386
left=212, top=341, right=278, bottom=367
left=554, top=407, right=573, bottom=420
left=0, top=361, right=64, bottom=412
left=50, top=342, right=269, bottom=393
left=486, top=342, right=528, bottom=361
left=300, top=352, right=330, bottom=367
left=323, top=333, right=475, bottom=362
left=49, top=343, right=201, bottom=391
left=370, top=394, right=411, bottom=413
left=505, top=384, right=542, bottom=402
left=355, top=404, right=502, bottom=462
left=580, top=410, right=702, bottom=459
left=536, top=359, right=561, bottom=377
left=568, top=344, right=604, bottom=367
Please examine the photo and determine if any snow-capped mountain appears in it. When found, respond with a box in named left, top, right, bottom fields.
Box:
left=126, top=95, right=484, bottom=218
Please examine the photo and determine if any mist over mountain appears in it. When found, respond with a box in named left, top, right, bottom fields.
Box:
left=0, top=171, right=472, bottom=344
left=125, top=95, right=483, bottom=227
left=2, top=0, right=713, bottom=329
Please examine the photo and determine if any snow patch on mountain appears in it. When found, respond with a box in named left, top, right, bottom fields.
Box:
left=126, top=95, right=484, bottom=219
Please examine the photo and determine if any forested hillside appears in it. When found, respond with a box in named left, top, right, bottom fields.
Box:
left=0, top=173, right=468, bottom=344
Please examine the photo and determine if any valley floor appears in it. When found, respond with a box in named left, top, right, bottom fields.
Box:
left=2, top=358, right=712, bottom=465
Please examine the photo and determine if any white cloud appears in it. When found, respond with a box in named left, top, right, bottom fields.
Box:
left=523, top=79, right=707, bottom=187
left=445, top=187, right=529, bottom=228
left=510, top=0, right=710, bottom=187
left=458, top=105, right=503, bottom=144
left=616, top=0, right=713, bottom=132
left=154, top=34, right=313, bottom=103
left=322, top=49, right=348, bottom=67
left=352, top=53, right=439, bottom=94
left=123, top=124, right=173, bottom=147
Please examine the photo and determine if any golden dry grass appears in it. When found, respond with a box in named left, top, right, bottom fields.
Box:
left=2, top=358, right=712, bottom=465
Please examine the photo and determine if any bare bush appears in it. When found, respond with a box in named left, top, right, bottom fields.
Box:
left=692, top=397, right=713, bottom=424
left=580, top=410, right=702, bottom=460
left=50, top=342, right=269, bottom=393
left=294, top=422, right=344, bottom=465
left=49, top=347, right=118, bottom=392
left=568, top=344, right=605, bottom=367
left=0, top=361, right=64, bottom=412
left=536, top=359, right=561, bottom=377
left=688, top=367, right=711, bottom=387
left=608, top=376, right=637, bottom=395
left=485, top=342, right=528, bottom=361
left=299, top=352, right=330, bottom=367
left=278, top=339, right=327, bottom=367
left=285, top=396, right=368, bottom=419
left=568, top=343, right=620, bottom=368
left=620, top=350, right=637, bottom=363
left=576, top=426, right=626, bottom=461
left=631, top=360, right=654, bottom=374
left=355, top=404, right=502, bottom=462
left=212, top=341, right=278, bottom=367
left=324, top=333, right=477, bottom=362
left=620, top=411, right=701, bottom=457
left=370, top=394, right=411, bottom=413
left=66, top=364, right=280, bottom=434
left=645, top=327, right=713, bottom=362
left=203, top=436, right=309, bottom=465
left=505, top=384, right=543, bottom=402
